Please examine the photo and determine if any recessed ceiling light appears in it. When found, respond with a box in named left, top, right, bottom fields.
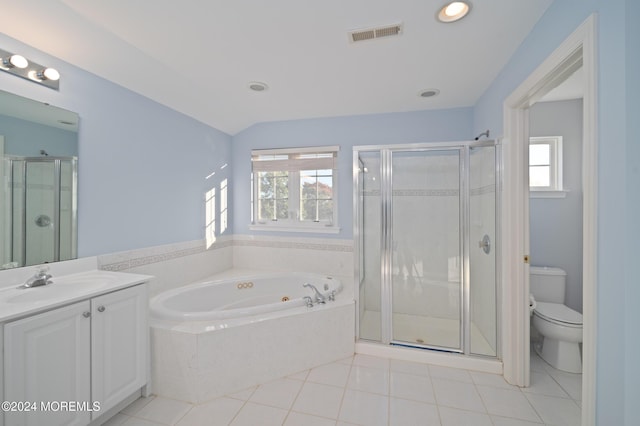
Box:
left=248, top=81, right=268, bottom=92
left=418, top=88, right=440, bottom=98
left=437, top=1, right=471, bottom=23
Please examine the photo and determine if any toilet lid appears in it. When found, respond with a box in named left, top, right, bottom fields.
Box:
left=535, top=302, right=583, bottom=325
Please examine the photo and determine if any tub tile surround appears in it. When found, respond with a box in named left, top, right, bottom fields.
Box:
left=151, top=300, right=355, bottom=404
left=105, top=352, right=581, bottom=426
left=96, top=234, right=354, bottom=299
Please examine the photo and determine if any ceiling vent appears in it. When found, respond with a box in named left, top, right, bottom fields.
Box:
left=349, top=23, right=402, bottom=43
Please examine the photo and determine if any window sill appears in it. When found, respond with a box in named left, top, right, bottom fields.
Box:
left=530, top=190, right=568, bottom=199
left=249, top=224, right=341, bottom=234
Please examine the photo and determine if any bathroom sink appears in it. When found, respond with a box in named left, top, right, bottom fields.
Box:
left=3, top=272, right=120, bottom=304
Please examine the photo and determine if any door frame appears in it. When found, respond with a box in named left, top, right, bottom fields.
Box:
left=501, top=14, right=597, bottom=424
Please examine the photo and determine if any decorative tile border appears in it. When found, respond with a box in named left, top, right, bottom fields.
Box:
left=99, top=234, right=353, bottom=272
left=363, top=185, right=495, bottom=197
left=99, top=237, right=232, bottom=272
left=233, top=236, right=353, bottom=252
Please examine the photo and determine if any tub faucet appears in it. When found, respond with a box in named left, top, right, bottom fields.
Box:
left=303, top=283, right=326, bottom=304
left=19, top=266, right=53, bottom=289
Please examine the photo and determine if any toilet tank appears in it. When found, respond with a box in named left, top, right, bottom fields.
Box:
left=530, top=266, right=566, bottom=303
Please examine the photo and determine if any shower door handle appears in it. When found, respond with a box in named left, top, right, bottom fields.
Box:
left=479, top=235, right=491, bottom=254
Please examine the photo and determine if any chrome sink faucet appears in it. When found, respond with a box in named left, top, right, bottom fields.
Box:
left=303, top=283, right=326, bottom=304
left=18, top=266, right=53, bottom=289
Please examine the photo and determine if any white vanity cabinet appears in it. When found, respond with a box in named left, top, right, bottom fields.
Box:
left=3, top=284, right=148, bottom=426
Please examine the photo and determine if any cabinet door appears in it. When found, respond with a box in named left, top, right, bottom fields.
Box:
left=91, top=284, right=147, bottom=416
left=4, top=301, right=92, bottom=426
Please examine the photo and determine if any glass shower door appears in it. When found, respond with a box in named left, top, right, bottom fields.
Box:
left=389, top=149, right=462, bottom=351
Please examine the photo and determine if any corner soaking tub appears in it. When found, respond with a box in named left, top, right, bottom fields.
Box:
left=149, top=271, right=354, bottom=403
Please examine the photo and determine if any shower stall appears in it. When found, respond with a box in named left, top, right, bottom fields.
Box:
left=353, top=141, right=499, bottom=357
left=2, top=156, right=77, bottom=268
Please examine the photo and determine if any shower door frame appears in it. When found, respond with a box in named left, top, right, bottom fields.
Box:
left=353, top=140, right=500, bottom=357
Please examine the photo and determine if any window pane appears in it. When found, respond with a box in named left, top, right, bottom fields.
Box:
left=530, top=144, right=550, bottom=166
left=318, top=200, right=333, bottom=221
left=530, top=165, right=550, bottom=187
left=276, top=199, right=289, bottom=220
left=301, top=199, right=317, bottom=221
left=259, top=199, right=273, bottom=220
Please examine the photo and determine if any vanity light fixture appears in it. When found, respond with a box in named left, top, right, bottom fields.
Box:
left=0, top=47, right=60, bottom=90
left=437, top=1, right=471, bottom=23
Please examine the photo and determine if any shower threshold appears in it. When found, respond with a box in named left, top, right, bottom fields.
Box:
left=359, top=309, right=495, bottom=356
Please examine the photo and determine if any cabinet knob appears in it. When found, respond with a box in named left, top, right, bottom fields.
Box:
left=97, top=305, right=106, bottom=313
left=83, top=311, right=91, bottom=318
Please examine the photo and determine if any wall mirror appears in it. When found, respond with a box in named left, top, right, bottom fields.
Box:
left=0, top=89, right=79, bottom=270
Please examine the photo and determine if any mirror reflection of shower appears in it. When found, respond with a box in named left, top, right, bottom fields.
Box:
left=2, top=156, right=77, bottom=268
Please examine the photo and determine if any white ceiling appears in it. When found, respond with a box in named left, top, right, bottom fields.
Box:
left=1, top=0, right=554, bottom=135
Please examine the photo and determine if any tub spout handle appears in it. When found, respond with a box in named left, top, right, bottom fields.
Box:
left=303, top=283, right=326, bottom=304
left=303, top=296, right=314, bottom=308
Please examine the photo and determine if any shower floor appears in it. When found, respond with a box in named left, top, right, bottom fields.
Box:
left=359, top=309, right=495, bottom=356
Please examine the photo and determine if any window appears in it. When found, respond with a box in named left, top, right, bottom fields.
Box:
left=251, top=146, right=339, bottom=233
left=529, top=136, right=564, bottom=195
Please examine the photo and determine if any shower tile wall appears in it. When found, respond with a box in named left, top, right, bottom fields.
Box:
left=390, top=153, right=460, bottom=322
left=359, top=153, right=461, bottom=337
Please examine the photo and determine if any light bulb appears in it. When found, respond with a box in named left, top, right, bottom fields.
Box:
left=42, top=68, right=60, bottom=81
left=437, top=1, right=470, bottom=23
left=2, top=54, right=28, bottom=69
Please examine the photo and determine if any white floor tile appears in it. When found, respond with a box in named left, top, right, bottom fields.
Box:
left=352, top=354, right=390, bottom=369
left=438, top=406, right=493, bottom=426
left=229, top=401, right=288, bottom=426
left=545, top=370, right=583, bottom=401
left=525, top=393, right=581, bottom=426
left=490, top=415, right=545, bottom=425
left=432, top=378, right=486, bottom=413
left=339, top=389, right=389, bottom=426
left=287, top=369, right=310, bottom=381
left=249, top=378, right=303, bottom=409
left=175, top=397, right=243, bottom=426
left=390, top=359, right=430, bottom=376
left=476, top=385, right=541, bottom=423
left=133, top=396, right=192, bottom=425
left=389, top=371, right=436, bottom=404
left=284, top=411, right=338, bottom=426
left=429, top=365, right=473, bottom=383
left=101, top=413, right=131, bottom=426
left=122, top=418, right=166, bottom=426
left=307, top=361, right=352, bottom=387
left=292, top=381, right=345, bottom=419
left=469, top=371, right=518, bottom=390
left=389, top=397, right=440, bottom=426
left=523, top=370, right=570, bottom=398
left=121, top=396, right=156, bottom=416
left=226, top=386, right=256, bottom=401
left=347, top=364, right=390, bottom=395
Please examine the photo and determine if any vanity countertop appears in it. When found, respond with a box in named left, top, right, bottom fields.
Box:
left=0, top=270, right=153, bottom=323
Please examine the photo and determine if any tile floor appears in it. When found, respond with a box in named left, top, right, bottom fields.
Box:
left=104, top=352, right=581, bottom=426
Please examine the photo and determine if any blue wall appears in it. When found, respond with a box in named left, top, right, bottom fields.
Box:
left=624, top=0, right=639, bottom=422
left=232, top=108, right=473, bottom=239
left=0, top=33, right=233, bottom=256
left=473, top=0, right=636, bottom=423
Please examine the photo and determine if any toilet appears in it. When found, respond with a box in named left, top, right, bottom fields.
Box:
left=530, top=266, right=583, bottom=373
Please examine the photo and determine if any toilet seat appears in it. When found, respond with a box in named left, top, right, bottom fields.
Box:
left=534, top=302, right=583, bottom=327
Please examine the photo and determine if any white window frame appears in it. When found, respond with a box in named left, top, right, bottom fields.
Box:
left=529, top=136, right=567, bottom=198
left=250, top=146, right=340, bottom=233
